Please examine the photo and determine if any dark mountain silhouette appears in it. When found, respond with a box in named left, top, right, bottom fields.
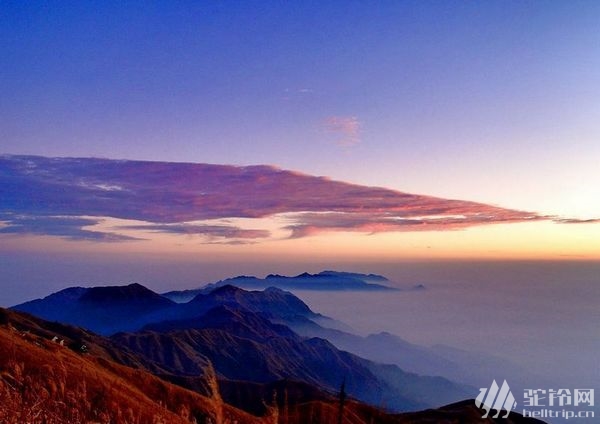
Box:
left=163, top=271, right=395, bottom=302
left=12, top=283, right=177, bottom=335
left=79, top=282, right=172, bottom=304
left=390, top=399, right=546, bottom=424
left=12, top=283, right=324, bottom=335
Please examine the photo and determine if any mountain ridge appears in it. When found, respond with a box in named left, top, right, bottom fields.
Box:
left=163, top=270, right=396, bottom=303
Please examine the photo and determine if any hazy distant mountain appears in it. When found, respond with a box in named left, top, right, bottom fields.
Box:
left=286, top=316, right=548, bottom=393
left=163, top=270, right=395, bottom=303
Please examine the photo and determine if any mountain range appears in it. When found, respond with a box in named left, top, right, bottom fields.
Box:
left=8, top=278, right=548, bottom=423
left=284, top=314, right=549, bottom=394
left=163, top=271, right=396, bottom=303
left=13, top=282, right=470, bottom=411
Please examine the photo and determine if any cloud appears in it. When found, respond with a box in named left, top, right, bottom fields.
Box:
left=284, top=211, right=543, bottom=238
left=323, top=116, right=361, bottom=146
left=554, top=218, right=600, bottom=224
left=121, top=224, right=269, bottom=240
left=0, top=155, right=557, bottom=242
left=0, top=215, right=140, bottom=242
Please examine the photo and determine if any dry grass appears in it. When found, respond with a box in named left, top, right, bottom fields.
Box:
left=0, top=325, right=262, bottom=424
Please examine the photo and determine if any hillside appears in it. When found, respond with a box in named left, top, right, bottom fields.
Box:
left=0, top=307, right=546, bottom=424
left=0, top=308, right=263, bottom=424
left=115, top=303, right=472, bottom=411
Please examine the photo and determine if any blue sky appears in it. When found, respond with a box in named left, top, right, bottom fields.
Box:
left=3, top=2, right=599, bottom=198
left=1, top=2, right=599, bottom=303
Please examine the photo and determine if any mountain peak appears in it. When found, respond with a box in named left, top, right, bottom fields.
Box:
left=12, top=283, right=176, bottom=335
left=79, top=283, right=171, bottom=304
left=263, top=286, right=285, bottom=293
left=207, top=284, right=245, bottom=296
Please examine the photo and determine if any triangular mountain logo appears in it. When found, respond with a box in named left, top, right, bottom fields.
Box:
left=475, top=379, right=517, bottom=418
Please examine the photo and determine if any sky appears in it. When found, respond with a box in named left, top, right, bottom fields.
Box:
left=1, top=1, right=600, bottom=303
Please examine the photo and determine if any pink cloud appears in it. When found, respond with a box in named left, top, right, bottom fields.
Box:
left=284, top=211, right=543, bottom=238
left=121, top=223, right=269, bottom=240
left=0, top=155, right=559, bottom=241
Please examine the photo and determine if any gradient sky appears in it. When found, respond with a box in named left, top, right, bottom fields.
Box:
left=1, top=1, right=600, bottom=303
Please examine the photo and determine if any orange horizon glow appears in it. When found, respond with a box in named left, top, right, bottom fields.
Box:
left=2, top=220, right=598, bottom=262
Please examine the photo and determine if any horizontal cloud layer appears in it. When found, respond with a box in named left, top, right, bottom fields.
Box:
left=0, top=214, right=140, bottom=241
left=0, top=155, right=560, bottom=242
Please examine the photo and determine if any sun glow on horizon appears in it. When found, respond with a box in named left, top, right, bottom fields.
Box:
left=2, top=217, right=598, bottom=262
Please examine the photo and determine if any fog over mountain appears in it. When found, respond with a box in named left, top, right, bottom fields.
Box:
left=163, top=271, right=396, bottom=303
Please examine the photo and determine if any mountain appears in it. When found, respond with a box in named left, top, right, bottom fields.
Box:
left=390, top=399, right=546, bottom=424
left=0, top=306, right=546, bottom=423
left=11, top=283, right=325, bottom=335
left=11, top=283, right=472, bottom=411
left=181, top=285, right=319, bottom=320
left=114, top=302, right=472, bottom=412
left=12, top=283, right=177, bottom=335
left=163, top=271, right=395, bottom=303
left=143, top=304, right=297, bottom=340
left=285, top=316, right=550, bottom=394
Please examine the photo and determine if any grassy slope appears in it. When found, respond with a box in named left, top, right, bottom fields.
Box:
left=0, top=322, right=265, bottom=424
